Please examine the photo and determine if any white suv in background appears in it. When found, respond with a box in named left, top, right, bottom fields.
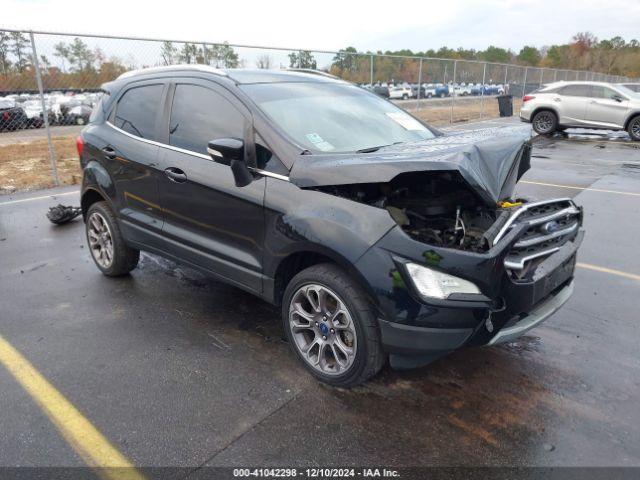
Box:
left=520, top=81, right=640, bottom=140
left=388, top=85, right=412, bottom=100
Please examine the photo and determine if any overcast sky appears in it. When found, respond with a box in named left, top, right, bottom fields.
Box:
left=5, top=0, right=640, bottom=53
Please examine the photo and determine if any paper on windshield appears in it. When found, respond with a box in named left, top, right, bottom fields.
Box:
left=306, top=133, right=335, bottom=152
left=385, top=112, right=427, bottom=131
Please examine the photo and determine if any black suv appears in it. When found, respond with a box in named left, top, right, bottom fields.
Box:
left=79, top=66, right=584, bottom=387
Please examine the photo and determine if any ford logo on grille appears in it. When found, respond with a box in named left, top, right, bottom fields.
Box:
left=541, top=220, right=561, bottom=234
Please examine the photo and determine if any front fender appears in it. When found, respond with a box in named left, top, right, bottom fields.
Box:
left=263, top=179, right=395, bottom=274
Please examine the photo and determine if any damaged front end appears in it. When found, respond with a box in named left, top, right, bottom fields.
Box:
left=290, top=128, right=584, bottom=366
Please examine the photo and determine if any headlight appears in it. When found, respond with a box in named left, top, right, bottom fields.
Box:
left=405, top=263, right=481, bottom=300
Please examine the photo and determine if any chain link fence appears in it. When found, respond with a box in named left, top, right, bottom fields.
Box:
left=0, top=29, right=635, bottom=191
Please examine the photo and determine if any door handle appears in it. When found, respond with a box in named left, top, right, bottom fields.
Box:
left=164, top=167, right=187, bottom=183
left=553, top=97, right=561, bottom=102
left=102, top=146, right=117, bottom=160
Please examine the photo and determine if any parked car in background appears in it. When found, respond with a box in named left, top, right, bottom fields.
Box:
left=410, top=84, right=426, bottom=98
left=451, top=83, right=472, bottom=96
left=22, top=100, right=54, bottom=128
left=618, top=83, right=640, bottom=93
left=65, top=104, right=93, bottom=125
left=520, top=81, right=640, bottom=140
left=434, top=84, right=449, bottom=98
left=372, top=84, right=390, bottom=98
left=389, top=85, right=412, bottom=100
left=0, top=98, right=28, bottom=131
left=422, top=84, right=437, bottom=98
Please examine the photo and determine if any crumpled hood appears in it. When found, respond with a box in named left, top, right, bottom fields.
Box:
left=289, top=125, right=533, bottom=205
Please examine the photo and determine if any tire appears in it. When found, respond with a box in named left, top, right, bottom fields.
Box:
left=85, top=201, right=139, bottom=276
left=402, top=94, right=408, bottom=100
left=439, top=92, right=446, bottom=98
left=282, top=263, right=385, bottom=388
left=427, top=93, right=432, bottom=98
left=76, top=117, right=85, bottom=125
left=532, top=110, right=558, bottom=135
left=627, top=116, right=640, bottom=141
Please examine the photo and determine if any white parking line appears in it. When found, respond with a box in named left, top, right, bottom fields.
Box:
left=521, top=181, right=640, bottom=197
left=0, top=190, right=79, bottom=207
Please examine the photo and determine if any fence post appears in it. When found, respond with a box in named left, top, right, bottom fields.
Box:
left=479, top=62, right=487, bottom=119
left=29, top=31, right=59, bottom=187
left=449, top=60, right=456, bottom=124
left=522, top=66, right=529, bottom=98
left=370, top=55, right=374, bottom=86
left=539, top=68, right=544, bottom=87
left=417, top=58, right=423, bottom=111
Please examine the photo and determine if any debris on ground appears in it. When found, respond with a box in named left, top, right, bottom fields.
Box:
left=46, top=204, right=82, bottom=225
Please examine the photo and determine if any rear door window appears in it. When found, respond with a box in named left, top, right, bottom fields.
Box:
left=560, top=85, right=592, bottom=97
left=169, top=84, right=245, bottom=155
left=113, top=84, right=164, bottom=140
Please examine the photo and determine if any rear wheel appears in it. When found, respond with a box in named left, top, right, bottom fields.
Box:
left=282, top=264, right=385, bottom=388
left=628, top=116, right=640, bottom=141
left=532, top=110, right=558, bottom=135
left=86, top=201, right=139, bottom=276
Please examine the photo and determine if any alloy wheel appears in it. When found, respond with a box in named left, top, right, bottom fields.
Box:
left=87, top=212, right=114, bottom=269
left=534, top=112, right=555, bottom=133
left=288, top=284, right=357, bottom=376
left=631, top=119, right=640, bottom=139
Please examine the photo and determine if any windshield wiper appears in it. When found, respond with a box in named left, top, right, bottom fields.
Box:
left=356, top=142, right=403, bottom=153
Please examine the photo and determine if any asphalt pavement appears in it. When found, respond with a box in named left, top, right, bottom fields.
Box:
left=0, top=122, right=639, bottom=475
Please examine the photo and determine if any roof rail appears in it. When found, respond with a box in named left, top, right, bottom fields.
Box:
left=117, top=64, right=227, bottom=80
left=285, top=68, right=341, bottom=80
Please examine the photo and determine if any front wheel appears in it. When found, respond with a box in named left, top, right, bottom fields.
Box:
left=532, top=110, right=558, bottom=135
left=628, top=116, right=640, bottom=141
left=282, top=264, right=385, bottom=388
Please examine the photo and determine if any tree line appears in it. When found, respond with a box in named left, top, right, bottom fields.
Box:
left=329, top=32, right=640, bottom=83
left=0, top=31, right=637, bottom=92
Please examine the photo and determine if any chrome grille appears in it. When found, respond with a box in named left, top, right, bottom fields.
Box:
left=499, top=199, right=582, bottom=274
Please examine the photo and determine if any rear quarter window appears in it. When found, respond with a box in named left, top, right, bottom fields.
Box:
left=89, top=92, right=109, bottom=124
left=113, top=84, right=164, bottom=140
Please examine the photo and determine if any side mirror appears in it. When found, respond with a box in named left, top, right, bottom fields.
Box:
left=612, top=95, right=624, bottom=103
left=207, top=138, right=253, bottom=187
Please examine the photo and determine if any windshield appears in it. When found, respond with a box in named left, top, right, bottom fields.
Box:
left=241, top=82, right=436, bottom=153
left=616, top=84, right=639, bottom=97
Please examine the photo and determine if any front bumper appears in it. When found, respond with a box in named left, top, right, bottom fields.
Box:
left=488, top=280, right=573, bottom=345
left=355, top=210, right=583, bottom=368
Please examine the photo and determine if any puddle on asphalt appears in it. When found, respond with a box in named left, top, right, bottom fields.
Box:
left=534, top=129, right=634, bottom=149
left=138, top=252, right=283, bottom=342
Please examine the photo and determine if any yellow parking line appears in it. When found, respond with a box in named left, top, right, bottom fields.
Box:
left=0, top=334, right=145, bottom=480
left=577, top=262, right=640, bottom=282
left=521, top=180, right=640, bottom=197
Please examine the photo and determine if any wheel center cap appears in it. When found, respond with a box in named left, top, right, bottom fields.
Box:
left=319, top=322, right=329, bottom=336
